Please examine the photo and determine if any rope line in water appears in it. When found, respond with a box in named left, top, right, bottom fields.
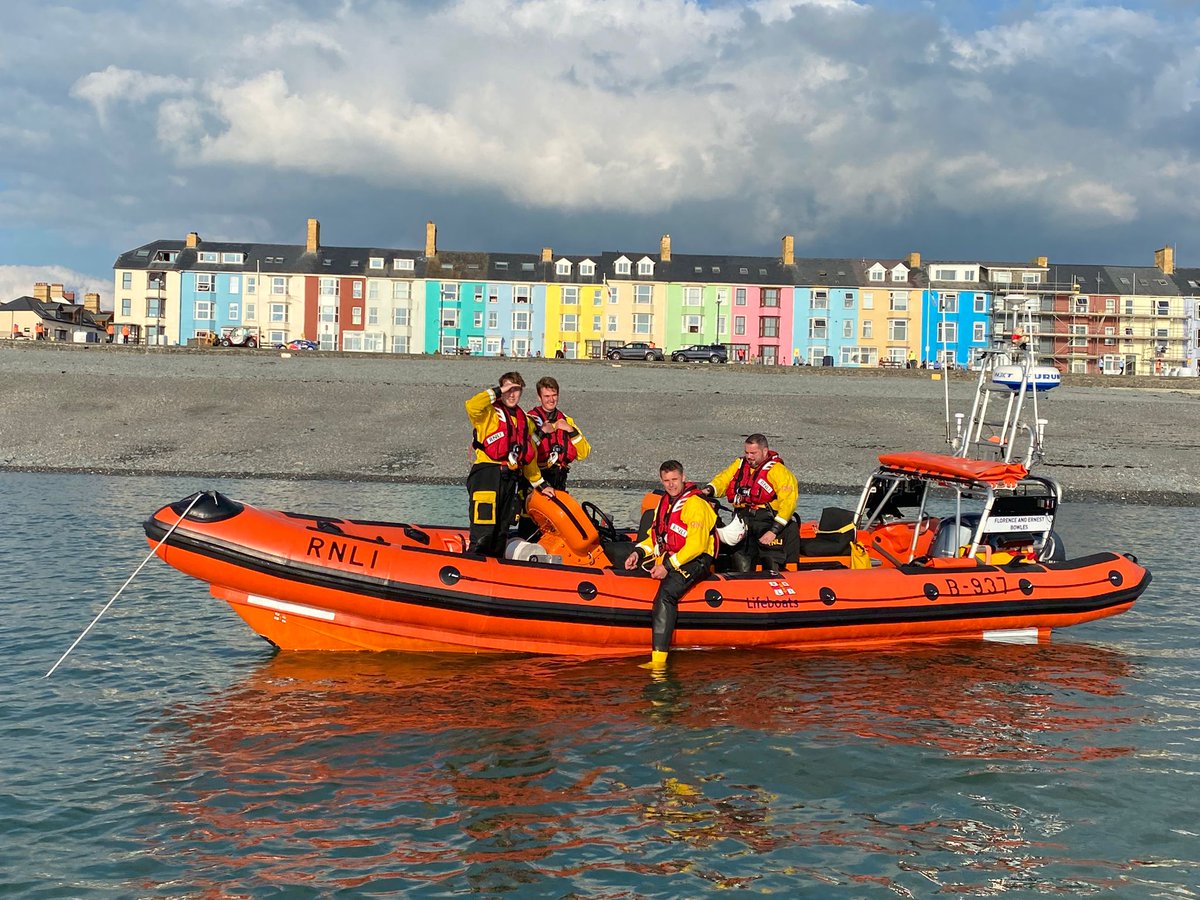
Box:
left=44, top=492, right=204, bottom=678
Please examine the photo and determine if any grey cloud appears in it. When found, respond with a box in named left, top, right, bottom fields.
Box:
left=0, top=0, right=1198, bottom=286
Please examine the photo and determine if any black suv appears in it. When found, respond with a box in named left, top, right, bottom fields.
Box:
left=671, top=343, right=728, bottom=363
left=607, top=342, right=665, bottom=361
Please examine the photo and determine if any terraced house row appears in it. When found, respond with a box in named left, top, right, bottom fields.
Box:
left=112, top=219, right=1200, bottom=375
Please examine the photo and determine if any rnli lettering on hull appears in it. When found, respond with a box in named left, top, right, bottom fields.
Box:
left=305, top=536, right=380, bottom=570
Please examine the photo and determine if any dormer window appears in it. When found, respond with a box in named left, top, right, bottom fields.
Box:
left=393, top=258, right=415, bottom=271
left=868, top=264, right=886, bottom=282
left=221, top=252, right=244, bottom=264
left=198, top=251, right=219, bottom=263
left=578, top=259, right=595, bottom=277
left=637, top=257, right=654, bottom=277
left=555, top=258, right=572, bottom=276
left=614, top=256, right=632, bottom=276
left=890, top=264, right=908, bottom=282
left=369, top=257, right=384, bottom=269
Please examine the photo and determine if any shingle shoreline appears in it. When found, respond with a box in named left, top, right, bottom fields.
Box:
left=3, top=342, right=1197, bottom=505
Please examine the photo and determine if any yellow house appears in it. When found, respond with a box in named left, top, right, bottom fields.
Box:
left=857, top=287, right=920, bottom=365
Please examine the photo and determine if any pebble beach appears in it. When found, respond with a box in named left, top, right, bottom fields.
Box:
left=2, top=341, right=1198, bottom=504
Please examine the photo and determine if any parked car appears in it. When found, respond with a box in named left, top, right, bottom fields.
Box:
left=273, top=338, right=318, bottom=351
left=671, top=343, right=728, bottom=363
left=220, top=326, right=259, bottom=348
left=607, top=342, right=664, bottom=361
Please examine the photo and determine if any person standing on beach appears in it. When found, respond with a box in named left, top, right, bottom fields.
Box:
left=703, top=433, right=799, bottom=573
left=465, top=372, right=552, bottom=557
left=625, top=460, right=716, bottom=670
left=526, top=376, right=590, bottom=492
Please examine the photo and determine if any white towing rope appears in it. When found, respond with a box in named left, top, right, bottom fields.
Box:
left=44, top=492, right=204, bottom=678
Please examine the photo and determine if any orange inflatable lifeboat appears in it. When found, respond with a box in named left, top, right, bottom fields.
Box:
left=144, top=454, right=1150, bottom=656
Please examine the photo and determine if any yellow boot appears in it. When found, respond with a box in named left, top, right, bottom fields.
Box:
left=639, top=650, right=668, bottom=670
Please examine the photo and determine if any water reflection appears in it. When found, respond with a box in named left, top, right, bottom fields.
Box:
left=143, top=643, right=1140, bottom=894
left=6, top=472, right=1191, bottom=896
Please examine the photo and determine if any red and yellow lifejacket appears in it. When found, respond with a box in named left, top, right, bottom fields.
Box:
left=725, top=451, right=783, bottom=508
left=527, top=407, right=578, bottom=469
left=473, top=404, right=536, bottom=467
left=652, top=483, right=708, bottom=556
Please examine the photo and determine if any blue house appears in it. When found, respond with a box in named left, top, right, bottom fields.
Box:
left=179, top=271, right=243, bottom=344
left=921, top=288, right=991, bottom=367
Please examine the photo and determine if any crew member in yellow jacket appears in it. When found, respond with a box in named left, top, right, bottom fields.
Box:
left=465, top=372, right=552, bottom=558
left=626, top=460, right=716, bottom=669
left=705, top=433, right=799, bottom=572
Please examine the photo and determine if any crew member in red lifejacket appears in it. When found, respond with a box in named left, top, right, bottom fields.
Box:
left=704, top=433, right=799, bottom=572
left=465, top=372, right=552, bottom=557
left=626, top=460, right=716, bottom=670
left=526, top=376, right=590, bottom=491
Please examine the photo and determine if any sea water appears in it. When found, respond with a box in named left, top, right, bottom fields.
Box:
left=2, top=472, right=1197, bottom=896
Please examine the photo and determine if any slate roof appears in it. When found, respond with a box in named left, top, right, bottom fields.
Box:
left=1034, top=264, right=1179, bottom=297
left=114, top=237, right=1180, bottom=296
left=1102, top=266, right=1180, bottom=296
left=1, top=296, right=106, bottom=330
left=1172, top=268, right=1200, bottom=295
left=114, top=240, right=432, bottom=278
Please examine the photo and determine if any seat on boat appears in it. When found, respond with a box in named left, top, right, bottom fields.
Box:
left=600, top=506, right=653, bottom=570
left=929, top=512, right=1063, bottom=564
left=930, top=514, right=979, bottom=558
left=798, top=508, right=871, bottom=569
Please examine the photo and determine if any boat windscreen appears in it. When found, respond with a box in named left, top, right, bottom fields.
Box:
left=862, top=475, right=925, bottom=521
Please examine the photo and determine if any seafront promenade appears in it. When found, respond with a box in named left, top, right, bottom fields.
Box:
left=2, top=342, right=1197, bottom=503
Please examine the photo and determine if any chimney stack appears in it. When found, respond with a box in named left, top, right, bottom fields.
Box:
left=1155, top=245, right=1175, bottom=275
left=34, top=282, right=50, bottom=301
left=186, top=232, right=200, bottom=248
left=541, top=247, right=552, bottom=263
left=50, top=283, right=65, bottom=299
left=1033, top=255, right=1048, bottom=267
left=906, top=251, right=921, bottom=270
left=84, top=292, right=101, bottom=313
left=782, top=235, right=795, bottom=266
left=660, top=234, right=671, bottom=262
left=306, top=218, right=320, bottom=254
left=425, top=221, right=437, bottom=257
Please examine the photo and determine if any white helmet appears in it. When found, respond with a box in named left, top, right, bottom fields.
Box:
left=716, top=515, right=746, bottom=546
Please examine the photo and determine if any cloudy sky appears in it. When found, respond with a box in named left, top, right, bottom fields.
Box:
left=2, top=0, right=1198, bottom=304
